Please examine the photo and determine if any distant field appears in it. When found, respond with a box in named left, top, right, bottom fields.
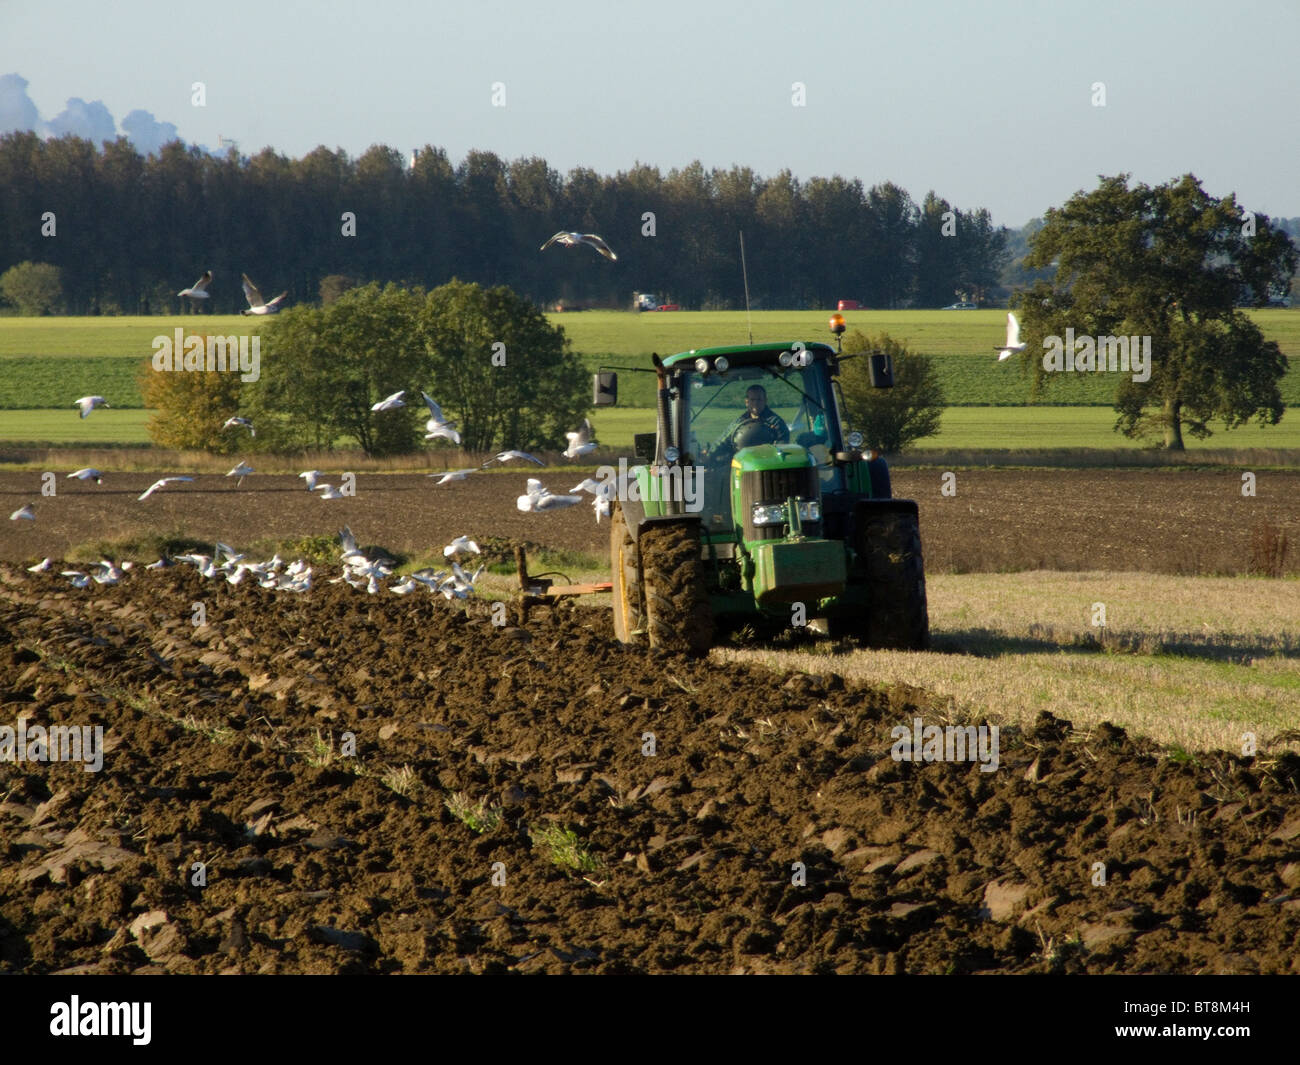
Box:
left=0, top=316, right=269, bottom=358
left=3, top=405, right=1296, bottom=452
left=3, top=311, right=1297, bottom=411
left=0, top=409, right=155, bottom=445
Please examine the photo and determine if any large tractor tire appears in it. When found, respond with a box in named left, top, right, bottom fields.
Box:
left=639, top=520, right=714, bottom=655
left=610, top=502, right=646, bottom=645
left=857, top=503, right=929, bottom=651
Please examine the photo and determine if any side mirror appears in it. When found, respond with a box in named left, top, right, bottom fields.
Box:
left=593, top=371, right=618, bottom=406
left=868, top=352, right=893, bottom=389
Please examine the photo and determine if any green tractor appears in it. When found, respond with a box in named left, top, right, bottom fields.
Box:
left=594, top=332, right=928, bottom=654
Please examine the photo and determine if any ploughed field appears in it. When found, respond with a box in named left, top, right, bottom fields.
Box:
left=1, top=464, right=1298, bottom=974
left=2, top=467, right=1298, bottom=576
left=1, top=568, right=1298, bottom=975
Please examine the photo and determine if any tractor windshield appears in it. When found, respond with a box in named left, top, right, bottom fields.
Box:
left=680, top=363, right=838, bottom=463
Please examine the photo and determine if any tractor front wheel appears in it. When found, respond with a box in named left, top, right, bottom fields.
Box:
left=640, top=520, right=714, bottom=655
left=610, top=502, right=646, bottom=645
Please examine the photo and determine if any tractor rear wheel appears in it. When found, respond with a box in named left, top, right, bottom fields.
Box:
left=640, top=520, right=714, bottom=655
left=610, top=502, right=645, bottom=645
left=857, top=506, right=929, bottom=650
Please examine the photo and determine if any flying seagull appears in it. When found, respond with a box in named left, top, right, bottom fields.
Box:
left=420, top=392, right=461, bottom=443
left=430, top=469, right=478, bottom=485
left=74, top=396, right=109, bottom=418
left=178, top=271, right=213, bottom=300
left=372, top=390, right=406, bottom=412
left=996, top=312, right=1026, bottom=361
left=9, top=503, right=35, bottom=521
left=240, top=273, right=289, bottom=316
left=316, top=484, right=344, bottom=500
left=223, top=416, right=255, bottom=437
left=227, top=462, right=254, bottom=487
left=67, top=468, right=104, bottom=484
left=490, top=450, right=546, bottom=468
left=299, top=470, right=323, bottom=491
left=516, top=478, right=582, bottom=513
left=443, top=535, right=481, bottom=559
left=563, top=418, right=597, bottom=460
left=138, top=476, right=194, bottom=501
left=540, top=231, right=618, bottom=261
left=27, top=558, right=52, bottom=572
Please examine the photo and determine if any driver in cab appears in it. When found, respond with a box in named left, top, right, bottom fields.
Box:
left=715, top=384, right=789, bottom=455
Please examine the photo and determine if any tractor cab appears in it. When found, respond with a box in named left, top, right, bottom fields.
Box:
left=591, top=324, right=926, bottom=655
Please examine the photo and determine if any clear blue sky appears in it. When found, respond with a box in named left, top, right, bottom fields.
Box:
left=3, top=0, right=1296, bottom=228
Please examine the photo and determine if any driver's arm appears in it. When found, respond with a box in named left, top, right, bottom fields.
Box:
left=770, top=411, right=790, bottom=444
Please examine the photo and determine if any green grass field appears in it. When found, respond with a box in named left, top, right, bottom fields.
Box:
left=1, top=312, right=1297, bottom=448
left=3, top=404, right=1297, bottom=452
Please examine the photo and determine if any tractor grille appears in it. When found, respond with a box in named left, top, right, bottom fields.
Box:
left=740, top=466, right=821, bottom=541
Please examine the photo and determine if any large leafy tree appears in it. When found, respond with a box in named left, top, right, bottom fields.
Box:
left=139, top=345, right=243, bottom=453
left=249, top=282, right=429, bottom=455
left=1018, top=173, right=1296, bottom=449
left=838, top=329, right=943, bottom=453
left=418, top=279, right=587, bottom=452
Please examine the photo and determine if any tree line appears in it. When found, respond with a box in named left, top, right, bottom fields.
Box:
left=1, top=131, right=1010, bottom=314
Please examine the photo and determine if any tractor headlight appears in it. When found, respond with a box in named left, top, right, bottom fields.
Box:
left=751, top=500, right=821, bottom=526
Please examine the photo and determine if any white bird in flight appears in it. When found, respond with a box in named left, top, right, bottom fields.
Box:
left=540, top=231, right=618, bottom=261
left=563, top=418, right=597, bottom=460
left=10, top=503, right=35, bottom=521
left=425, top=423, right=461, bottom=445
left=372, top=390, right=406, bottom=412
left=67, top=467, right=104, bottom=484
left=223, top=416, right=255, bottom=437
left=491, top=450, right=546, bottom=467
left=430, top=469, right=478, bottom=485
left=27, top=557, right=52, bottom=572
left=241, top=273, right=289, bottom=315
left=316, top=484, right=344, bottom=500
left=443, top=536, right=481, bottom=559
left=299, top=470, right=323, bottom=491
left=996, top=312, right=1026, bottom=361
left=178, top=270, right=213, bottom=300
left=517, top=478, right=582, bottom=513
left=227, top=462, right=254, bottom=486
left=74, top=396, right=109, bottom=418
left=138, top=476, right=194, bottom=501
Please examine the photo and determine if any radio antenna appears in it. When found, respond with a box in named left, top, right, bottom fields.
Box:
left=740, top=230, right=753, bottom=344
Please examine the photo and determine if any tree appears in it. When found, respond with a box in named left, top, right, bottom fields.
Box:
left=0, top=261, right=63, bottom=314
left=838, top=330, right=943, bottom=452
left=249, top=282, right=429, bottom=456
left=418, top=279, right=587, bottom=452
left=139, top=341, right=244, bottom=452
left=1018, top=173, right=1297, bottom=449
left=319, top=274, right=360, bottom=305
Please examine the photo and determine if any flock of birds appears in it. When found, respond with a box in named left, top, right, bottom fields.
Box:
left=177, top=271, right=289, bottom=315
left=174, top=233, right=616, bottom=316
left=22, top=525, right=492, bottom=599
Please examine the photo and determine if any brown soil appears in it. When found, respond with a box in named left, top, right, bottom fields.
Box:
left=2, top=468, right=1296, bottom=576
left=2, top=566, right=1298, bottom=974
